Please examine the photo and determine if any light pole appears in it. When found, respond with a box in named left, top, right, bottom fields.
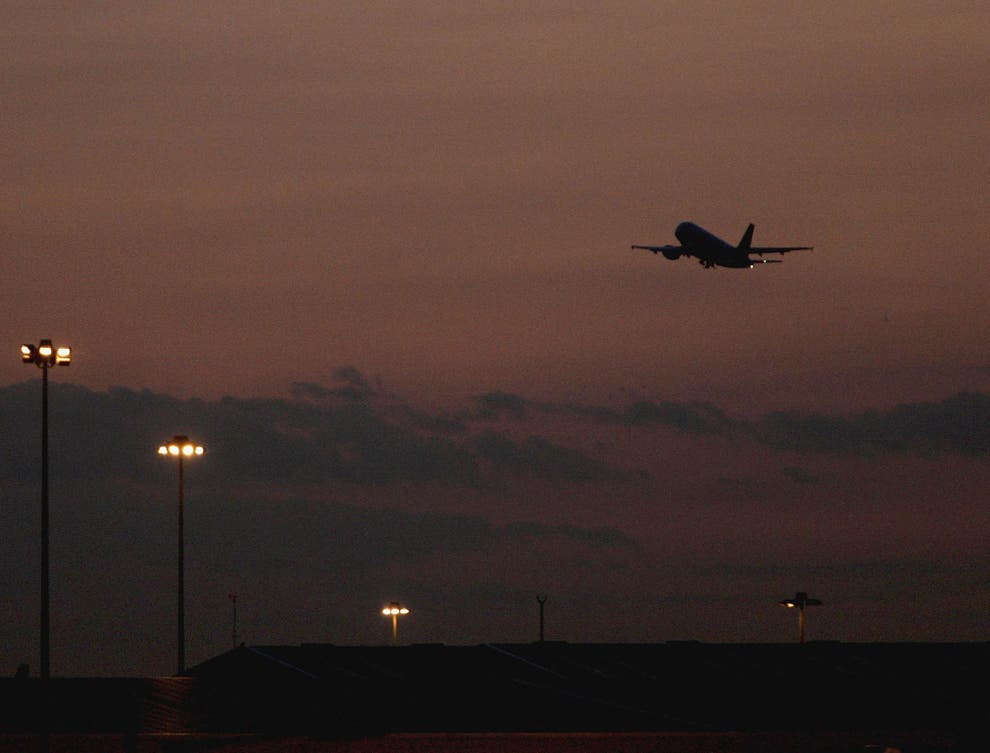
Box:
left=382, top=602, right=409, bottom=645
left=20, top=339, right=71, bottom=680
left=228, top=592, right=238, bottom=649
left=158, top=435, right=204, bottom=674
left=537, top=595, right=547, bottom=642
left=778, top=591, right=823, bottom=643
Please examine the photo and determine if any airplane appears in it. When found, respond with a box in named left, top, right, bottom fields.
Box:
left=632, top=222, right=813, bottom=269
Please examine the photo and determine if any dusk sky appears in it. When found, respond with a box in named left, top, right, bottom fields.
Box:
left=2, top=3, right=989, bottom=677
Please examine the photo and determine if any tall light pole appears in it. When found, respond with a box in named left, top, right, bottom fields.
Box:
left=20, top=339, right=71, bottom=680
left=228, top=592, right=238, bottom=649
left=537, top=595, right=547, bottom=642
left=778, top=591, right=823, bottom=643
left=382, top=602, right=409, bottom=645
left=158, top=435, right=204, bottom=674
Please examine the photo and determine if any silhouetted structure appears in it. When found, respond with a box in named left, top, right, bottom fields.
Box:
left=157, top=435, right=205, bottom=675
left=537, top=595, right=547, bottom=641
left=381, top=602, right=410, bottom=645
left=778, top=591, right=823, bottom=642
left=1, top=641, right=985, bottom=748
left=20, top=339, right=72, bottom=681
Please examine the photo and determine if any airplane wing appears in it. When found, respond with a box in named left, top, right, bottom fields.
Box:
left=631, top=244, right=687, bottom=255
left=749, top=245, right=813, bottom=256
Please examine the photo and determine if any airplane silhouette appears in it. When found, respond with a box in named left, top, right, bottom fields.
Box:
left=632, top=222, right=813, bottom=269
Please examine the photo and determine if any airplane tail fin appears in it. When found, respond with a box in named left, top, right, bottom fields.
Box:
left=738, top=223, right=755, bottom=250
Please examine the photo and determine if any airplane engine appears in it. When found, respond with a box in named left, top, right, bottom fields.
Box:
left=662, top=249, right=681, bottom=260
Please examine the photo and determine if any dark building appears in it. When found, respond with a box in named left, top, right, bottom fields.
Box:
left=0, top=642, right=985, bottom=751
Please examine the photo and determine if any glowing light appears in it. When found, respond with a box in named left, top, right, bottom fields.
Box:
left=382, top=601, right=410, bottom=644
left=20, top=340, right=71, bottom=367
left=777, top=592, right=822, bottom=643
left=158, top=436, right=204, bottom=460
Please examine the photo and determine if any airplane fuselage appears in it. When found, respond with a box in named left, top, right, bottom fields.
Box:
left=631, top=221, right=811, bottom=269
left=674, top=222, right=753, bottom=268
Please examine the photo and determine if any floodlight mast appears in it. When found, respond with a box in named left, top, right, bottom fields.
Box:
left=20, top=339, right=71, bottom=681
left=778, top=591, right=823, bottom=643
left=158, top=435, right=204, bottom=674
left=382, top=602, right=410, bottom=645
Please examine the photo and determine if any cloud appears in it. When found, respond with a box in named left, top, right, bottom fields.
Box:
left=781, top=467, right=820, bottom=485
left=472, top=391, right=532, bottom=420
left=8, top=379, right=987, bottom=503
left=469, top=391, right=731, bottom=433
left=468, top=388, right=990, bottom=456
left=472, top=431, right=624, bottom=482
left=290, top=366, right=376, bottom=403
left=622, top=400, right=732, bottom=434
left=503, top=520, right=637, bottom=549
left=211, top=496, right=498, bottom=572
left=3, top=372, right=637, bottom=490
left=754, top=391, right=990, bottom=455
left=5, top=373, right=990, bottom=677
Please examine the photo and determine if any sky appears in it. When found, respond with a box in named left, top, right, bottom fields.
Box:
left=1, top=2, right=989, bottom=677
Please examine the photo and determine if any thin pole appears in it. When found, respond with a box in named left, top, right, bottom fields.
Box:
left=537, top=595, right=547, bottom=643
left=798, top=605, right=806, bottom=644
left=391, top=613, right=398, bottom=645
left=229, top=593, right=238, bottom=649
left=177, top=454, right=185, bottom=675
left=40, top=362, right=51, bottom=753
left=40, top=363, right=50, bottom=681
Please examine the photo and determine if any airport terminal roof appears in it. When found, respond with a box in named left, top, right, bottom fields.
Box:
left=186, top=641, right=989, bottom=734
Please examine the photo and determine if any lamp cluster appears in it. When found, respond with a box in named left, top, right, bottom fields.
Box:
left=778, top=591, right=822, bottom=610
left=20, top=339, right=71, bottom=367
left=382, top=601, right=410, bottom=645
left=778, top=591, right=823, bottom=643
left=158, top=436, right=205, bottom=458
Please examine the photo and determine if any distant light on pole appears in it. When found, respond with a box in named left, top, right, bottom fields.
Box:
left=20, top=339, right=71, bottom=681
left=382, top=602, right=410, bottom=645
left=158, top=435, right=204, bottom=674
left=778, top=591, right=823, bottom=643
left=158, top=442, right=205, bottom=459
